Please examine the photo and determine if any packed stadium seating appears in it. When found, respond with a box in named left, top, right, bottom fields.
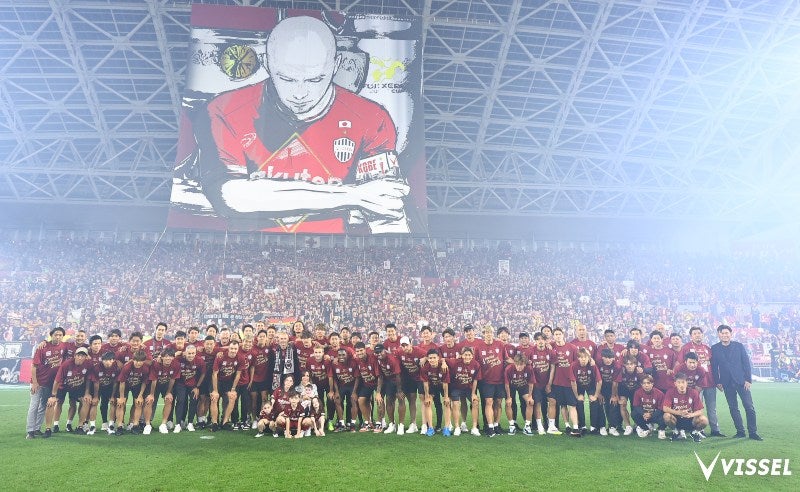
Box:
left=1, top=238, right=797, bottom=370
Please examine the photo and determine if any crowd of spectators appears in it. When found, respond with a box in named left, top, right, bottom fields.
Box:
left=1, top=237, right=799, bottom=367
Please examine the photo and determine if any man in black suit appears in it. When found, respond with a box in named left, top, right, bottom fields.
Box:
left=710, top=325, right=762, bottom=440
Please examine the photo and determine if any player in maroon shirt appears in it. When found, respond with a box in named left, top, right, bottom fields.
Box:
left=306, top=345, right=335, bottom=431
left=174, top=344, right=205, bottom=433
left=101, top=329, right=124, bottom=356
left=504, top=354, right=535, bottom=435
left=614, top=357, right=642, bottom=436
left=115, top=331, right=147, bottom=367
left=26, top=327, right=66, bottom=438
left=571, top=324, right=598, bottom=361
left=143, top=322, right=170, bottom=360
left=87, top=335, right=104, bottom=366
left=44, top=347, right=92, bottom=437
left=383, top=323, right=402, bottom=355
left=415, top=326, right=442, bottom=431
left=571, top=348, right=602, bottom=435
left=144, top=348, right=179, bottom=435
left=537, top=325, right=551, bottom=343
left=204, top=324, right=218, bottom=340
left=248, top=329, right=272, bottom=428
left=353, top=342, right=381, bottom=432
left=397, top=336, right=426, bottom=434
left=625, top=340, right=652, bottom=375
left=680, top=326, right=722, bottom=436
left=169, top=331, right=188, bottom=359
left=63, top=330, right=88, bottom=360
left=232, top=337, right=254, bottom=430
left=374, top=344, right=404, bottom=435
left=186, top=327, right=202, bottom=349
left=663, top=373, right=708, bottom=441
left=503, top=332, right=529, bottom=428
left=210, top=340, right=245, bottom=431
left=416, top=326, right=438, bottom=354
left=674, top=352, right=707, bottom=392
left=330, top=348, right=359, bottom=431
left=514, top=332, right=535, bottom=362
left=326, top=332, right=355, bottom=360
left=195, top=335, right=218, bottom=429
left=278, top=392, right=313, bottom=439
left=439, top=328, right=460, bottom=360
left=528, top=332, right=555, bottom=435
left=456, top=325, right=480, bottom=354
left=367, top=331, right=381, bottom=353
left=297, top=331, right=316, bottom=371
left=547, top=328, right=580, bottom=436
left=669, top=333, right=683, bottom=356
left=631, top=375, right=666, bottom=439
left=453, top=325, right=479, bottom=431
left=114, top=350, right=151, bottom=435
left=645, top=331, right=676, bottom=392
left=312, top=323, right=328, bottom=350
left=419, top=350, right=451, bottom=437
left=475, top=325, right=507, bottom=437
left=496, top=326, right=511, bottom=346
left=339, top=328, right=353, bottom=349
left=57, top=330, right=88, bottom=431
left=596, top=348, right=622, bottom=436
left=446, top=347, right=482, bottom=436
left=629, top=328, right=644, bottom=346
left=87, top=351, right=119, bottom=435
left=290, top=320, right=306, bottom=342
left=218, top=328, right=233, bottom=349
left=596, top=329, right=625, bottom=365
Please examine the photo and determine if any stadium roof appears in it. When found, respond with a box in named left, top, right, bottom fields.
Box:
left=1, top=0, right=799, bottom=234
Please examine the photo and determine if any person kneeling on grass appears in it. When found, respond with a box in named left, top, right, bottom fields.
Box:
left=613, top=356, right=641, bottom=436
left=114, top=350, right=151, bottom=435
left=254, top=401, right=276, bottom=438
left=662, top=373, right=708, bottom=442
left=278, top=392, right=313, bottom=439
left=44, top=347, right=92, bottom=438
left=504, top=353, right=535, bottom=435
left=309, top=397, right=326, bottom=436
left=571, top=348, right=602, bottom=435
left=88, top=351, right=120, bottom=435
left=420, top=349, right=452, bottom=436
left=147, top=348, right=179, bottom=435
left=631, top=375, right=666, bottom=439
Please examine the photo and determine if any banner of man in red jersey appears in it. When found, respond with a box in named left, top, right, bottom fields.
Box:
left=169, top=5, right=426, bottom=235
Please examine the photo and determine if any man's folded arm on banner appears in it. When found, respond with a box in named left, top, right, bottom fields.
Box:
left=195, top=128, right=408, bottom=227
left=346, top=150, right=409, bottom=233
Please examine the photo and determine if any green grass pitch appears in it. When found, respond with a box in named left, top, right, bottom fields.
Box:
left=0, top=383, right=797, bottom=491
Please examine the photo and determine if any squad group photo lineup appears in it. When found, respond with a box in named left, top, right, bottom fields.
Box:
left=26, top=320, right=761, bottom=442
left=9, top=240, right=797, bottom=445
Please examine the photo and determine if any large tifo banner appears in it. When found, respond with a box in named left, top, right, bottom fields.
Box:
left=168, top=5, right=426, bottom=234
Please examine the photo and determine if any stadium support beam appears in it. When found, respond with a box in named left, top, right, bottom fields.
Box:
left=146, top=0, right=182, bottom=123
left=49, top=0, right=115, bottom=167
left=465, top=0, right=523, bottom=176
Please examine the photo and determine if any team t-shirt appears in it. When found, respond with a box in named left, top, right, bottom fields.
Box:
left=633, top=387, right=665, bottom=413
left=663, top=387, right=704, bottom=413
